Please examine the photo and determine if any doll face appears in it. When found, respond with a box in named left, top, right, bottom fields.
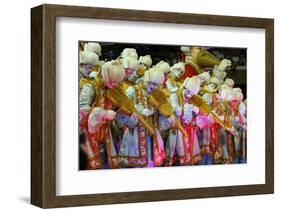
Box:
left=205, top=82, right=217, bottom=91
left=128, top=72, right=139, bottom=82
left=172, top=68, right=184, bottom=78
left=182, top=88, right=194, bottom=99
left=125, top=68, right=137, bottom=80
left=79, top=64, right=92, bottom=77
left=139, top=62, right=149, bottom=70
left=198, top=75, right=209, bottom=86
left=145, top=81, right=159, bottom=93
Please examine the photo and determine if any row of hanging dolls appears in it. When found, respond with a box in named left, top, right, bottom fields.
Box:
left=79, top=42, right=247, bottom=169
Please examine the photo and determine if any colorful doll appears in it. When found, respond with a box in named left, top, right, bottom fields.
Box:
left=228, top=87, right=245, bottom=163
left=117, top=68, right=168, bottom=167
left=198, top=71, right=211, bottom=87
left=138, top=55, right=152, bottom=76
left=195, top=93, right=216, bottom=165
left=181, top=77, right=202, bottom=164
left=200, top=68, right=232, bottom=164
left=196, top=64, right=228, bottom=164
left=166, top=62, right=185, bottom=90
left=79, top=60, right=126, bottom=169
left=213, top=82, right=237, bottom=163
left=79, top=49, right=99, bottom=79
left=238, top=100, right=247, bottom=162
left=79, top=47, right=100, bottom=168
left=155, top=60, right=170, bottom=84
left=161, top=62, right=192, bottom=165
left=133, top=55, right=153, bottom=84
left=120, top=56, right=140, bottom=90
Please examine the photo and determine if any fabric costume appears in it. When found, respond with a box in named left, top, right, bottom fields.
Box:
left=79, top=79, right=119, bottom=169
left=79, top=54, right=126, bottom=169
left=162, top=81, right=194, bottom=165
left=117, top=84, right=166, bottom=167
left=117, top=66, right=167, bottom=167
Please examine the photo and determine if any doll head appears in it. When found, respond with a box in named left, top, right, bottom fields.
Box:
left=182, top=76, right=201, bottom=99
left=171, top=62, right=185, bottom=78
left=231, top=88, right=244, bottom=105
left=198, top=72, right=211, bottom=86
left=80, top=51, right=99, bottom=65
left=79, top=51, right=99, bottom=77
left=120, top=48, right=138, bottom=59
left=155, top=60, right=170, bottom=74
left=101, top=60, right=126, bottom=89
left=202, top=93, right=213, bottom=105
left=224, top=78, right=235, bottom=88
left=121, top=56, right=139, bottom=81
left=219, top=86, right=233, bottom=102
left=143, top=68, right=164, bottom=93
left=139, top=55, right=153, bottom=70
left=84, top=42, right=102, bottom=56
left=204, top=77, right=220, bottom=93
left=180, top=46, right=191, bottom=56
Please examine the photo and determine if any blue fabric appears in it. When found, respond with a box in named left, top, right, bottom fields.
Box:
left=200, top=154, right=213, bottom=165
left=147, top=135, right=153, bottom=161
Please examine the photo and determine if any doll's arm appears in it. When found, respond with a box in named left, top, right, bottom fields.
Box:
left=166, top=79, right=178, bottom=93
left=183, top=103, right=193, bottom=124
left=79, top=83, right=95, bottom=108
left=169, top=93, right=182, bottom=117
left=79, top=83, right=95, bottom=128
left=116, top=112, right=138, bottom=128
left=158, top=114, right=175, bottom=131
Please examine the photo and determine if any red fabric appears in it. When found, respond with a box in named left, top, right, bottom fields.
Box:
left=182, top=64, right=199, bottom=78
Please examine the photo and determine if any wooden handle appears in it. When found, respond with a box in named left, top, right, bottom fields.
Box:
left=133, top=110, right=155, bottom=135
left=172, top=115, right=188, bottom=138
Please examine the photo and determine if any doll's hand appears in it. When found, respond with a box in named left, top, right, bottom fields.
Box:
left=128, top=112, right=138, bottom=125
left=167, top=116, right=176, bottom=126
left=218, top=59, right=232, bottom=71
left=135, top=103, right=144, bottom=113
left=141, top=108, right=154, bottom=116
left=104, top=110, right=117, bottom=121
left=89, top=71, right=98, bottom=79
left=174, top=106, right=182, bottom=117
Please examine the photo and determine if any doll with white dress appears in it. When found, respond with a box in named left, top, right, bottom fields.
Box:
left=117, top=68, right=168, bottom=167
left=162, top=62, right=193, bottom=165
left=79, top=59, right=126, bottom=169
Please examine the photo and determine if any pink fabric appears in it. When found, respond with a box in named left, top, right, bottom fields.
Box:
left=153, top=129, right=166, bottom=166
